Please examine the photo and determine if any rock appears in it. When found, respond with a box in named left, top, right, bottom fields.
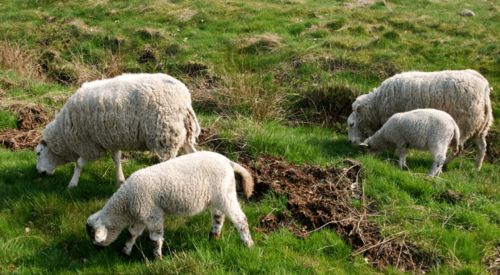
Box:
left=459, top=9, right=475, bottom=17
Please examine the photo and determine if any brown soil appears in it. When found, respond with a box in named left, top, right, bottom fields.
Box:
left=0, top=103, right=49, bottom=150
left=239, top=155, right=439, bottom=272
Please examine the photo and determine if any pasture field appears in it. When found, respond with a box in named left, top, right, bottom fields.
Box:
left=0, top=0, right=499, bottom=274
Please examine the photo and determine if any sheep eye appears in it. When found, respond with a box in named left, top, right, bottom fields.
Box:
left=348, top=123, right=354, bottom=127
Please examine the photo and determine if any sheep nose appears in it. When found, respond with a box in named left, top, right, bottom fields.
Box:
left=39, top=171, right=48, bottom=176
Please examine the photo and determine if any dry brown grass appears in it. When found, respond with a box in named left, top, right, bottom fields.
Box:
left=0, top=39, right=46, bottom=81
left=192, top=73, right=286, bottom=121
left=236, top=33, right=282, bottom=54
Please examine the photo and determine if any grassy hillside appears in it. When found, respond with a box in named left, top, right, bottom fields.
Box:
left=0, top=0, right=498, bottom=274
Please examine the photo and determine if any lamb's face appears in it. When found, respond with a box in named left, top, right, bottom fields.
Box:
left=86, top=213, right=122, bottom=248
left=35, top=142, right=61, bottom=175
left=347, top=112, right=366, bottom=146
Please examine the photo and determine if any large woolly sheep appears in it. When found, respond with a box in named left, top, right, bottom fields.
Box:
left=347, top=70, right=493, bottom=169
left=360, top=109, right=461, bottom=177
left=35, top=73, right=201, bottom=188
left=86, top=151, right=255, bottom=259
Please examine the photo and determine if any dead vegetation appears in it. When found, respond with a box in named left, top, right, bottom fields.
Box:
left=191, top=73, right=286, bottom=121
left=236, top=33, right=282, bottom=54
left=0, top=103, right=50, bottom=150
left=0, top=39, right=46, bottom=81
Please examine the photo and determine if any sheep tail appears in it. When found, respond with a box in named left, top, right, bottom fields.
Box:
left=189, top=106, right=201, bottom=138
left=184, top=106, right=201, bottom=145
left=231, top=162, right=254, bottom=199
left=452, top=122, right=461, bottom=155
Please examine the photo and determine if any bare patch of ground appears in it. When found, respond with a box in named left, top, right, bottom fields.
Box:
left=0, top=103, right=49, bottom=150
left=242, top=154, right=439, bottom=272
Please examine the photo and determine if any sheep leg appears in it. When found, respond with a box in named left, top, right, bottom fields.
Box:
left=122, top=223, right=145, bottom=256
left=67, top=158, right=87, bottom=188
left=398, top=147, right=408, bottom=170
left=428, top=152, right=446, bottom=177
left=145, top=210, right=164, bottom=259
left=112, top=150, right=125, bottom=185
left=221, top=198, right=254, bottom=248
left=209, top=209, right=225, bottom=240
left=474, top=135, right=487, bottom=170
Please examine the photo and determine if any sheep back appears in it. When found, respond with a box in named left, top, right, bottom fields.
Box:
left=355, top=70, right=492, bottom=143
left=107, top=151, right=235, bottom=219
left=42, top=73, right=194, bottom=161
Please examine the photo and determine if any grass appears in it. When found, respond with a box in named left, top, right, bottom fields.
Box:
left=0, top=0, right=499, bottom=274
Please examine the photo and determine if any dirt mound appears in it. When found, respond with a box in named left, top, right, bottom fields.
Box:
left=0, top=129, right=41, bottom=150
left=9, top=103, right=50, bottom=130
left=0, top=103, right=49, bottom=150
left=238, top=154, right=439, bottom=272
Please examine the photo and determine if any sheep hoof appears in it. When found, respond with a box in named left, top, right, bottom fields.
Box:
left=153, top=252, right=162, bottom=260
left=67, top=182, right=77, bottom=188
left=245, top=240, right=254, bottom=248
left=121, top=247, right=132, bottom=256
left=401, top=165, right=409, bottom=171
left=209, top=232, right=221, bottom=240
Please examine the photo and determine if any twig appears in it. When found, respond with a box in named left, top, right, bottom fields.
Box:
left=351, top=231, right=405, bottom=256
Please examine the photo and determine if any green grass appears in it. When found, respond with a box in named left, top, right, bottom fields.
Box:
left=0, top=0, right=499, bottom=274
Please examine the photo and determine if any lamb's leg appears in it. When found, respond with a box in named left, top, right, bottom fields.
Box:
left=209, top=209, right=225, bottom=240
left=475, top=135, right=487, bottom=170
left=145, top=210, right=164, bottom=259
left=112, top=150, right=125, bottom=185
left=398, top=147, right=408, bottom=170
left=221, top=197, right=254, bottom=248
left=122, top=223, right=145, bottom=256
left=428, top=151, right=446, bottom=177
left=67, top=157, right=87, bottom=188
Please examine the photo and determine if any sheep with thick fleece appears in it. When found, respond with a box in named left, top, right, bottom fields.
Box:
left=347, top=69, right=493, bottom=169
left=360, top=109, right=461, bottom=177
left=36, top=73, right=200, bottom=188
left=86, top=151, right=254, bottom=258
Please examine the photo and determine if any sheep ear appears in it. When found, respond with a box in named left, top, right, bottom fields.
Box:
left=95, top=226, right=107, bottom=243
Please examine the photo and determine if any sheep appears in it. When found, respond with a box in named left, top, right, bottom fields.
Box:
left=360, top=109, right=461, bottom=177
left=35, top=73, right=201, bottom=188
left=85, top=151, right=255, bottom=259
left=347, top=69, right=493, bottom=170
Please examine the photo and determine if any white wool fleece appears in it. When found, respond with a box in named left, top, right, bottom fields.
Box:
left=363, top=108, right=461, bottom=177
left=37, top=73, right=200, bottom=187
left=86, top=151, right=254, bottom=259
left=348, top=69, right=493, bottom=169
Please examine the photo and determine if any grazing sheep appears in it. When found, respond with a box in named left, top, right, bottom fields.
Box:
left=347, top=69, right=493, bottom=170
left=35, top=73, right=200, bottom=188
left=360, top=109, right=461, bottom=177
left=86, top=151, right=255, bottom=259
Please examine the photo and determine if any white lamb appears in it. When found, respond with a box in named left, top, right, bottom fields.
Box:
left=360, top=109, right=461, bottom=177
left=86, top=151, right=254, bottom=259
left=35, top=73, right=201, bottom=188
left=347, top=70, right=493, bottom=169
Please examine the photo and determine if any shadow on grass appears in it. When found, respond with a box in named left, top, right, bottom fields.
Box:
left=308, top=136, right=363, bottom=159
